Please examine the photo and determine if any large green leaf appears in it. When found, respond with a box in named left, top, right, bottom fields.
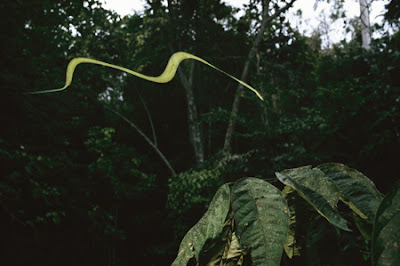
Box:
left=372, top=180, right=400, bottom=266
left=317, top=163, right=383, bottom=221
left=172, top=183, right=231, bottom=266
left=198, top=210, right=246, bottom=266
left=278, top=166, right=340, bottom=208
left=276, top=167, right=351, bottom=231
left=231, top=177, right=289, bottom=266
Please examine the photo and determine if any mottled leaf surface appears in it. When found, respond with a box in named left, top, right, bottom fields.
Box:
left=172, top=183, right=231, bottom=266
left=232, top=177, right=289, bottom=266
left=317, top=163, right=383, bottom=221
left=276, top=169, right=350, bottom=231
left=278, top=166, right=340, bottom=207
left=372, top=180, right=400, bottom=266
left=198, top=210, right=245, bottom=266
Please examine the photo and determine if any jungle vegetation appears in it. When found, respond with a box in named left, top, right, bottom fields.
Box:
left=1, top=0, right=399, bottom=265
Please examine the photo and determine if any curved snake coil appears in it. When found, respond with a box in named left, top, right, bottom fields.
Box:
left=25, top=51, right=263, bottom=101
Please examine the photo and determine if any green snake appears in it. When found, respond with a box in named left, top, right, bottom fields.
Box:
left=25, top=51, right=263, bottom=101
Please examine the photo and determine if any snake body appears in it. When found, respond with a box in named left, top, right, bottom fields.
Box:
left=26, top=51, right=263, bottom=101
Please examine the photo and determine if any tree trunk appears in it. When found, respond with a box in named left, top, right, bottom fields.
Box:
left=359, top=0, right=371, bottom=50
left=223, top=0, right=296, bottom=154
left=256, top=52, right=271, bottom=135
left=177, top=61, right=205, bottom=163
left=164, top=1, right=205, bottom=164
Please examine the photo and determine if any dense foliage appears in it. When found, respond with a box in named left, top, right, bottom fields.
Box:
left=172, top=164, right=399, bottom=265
left=1, top=0, right=398, bottom=265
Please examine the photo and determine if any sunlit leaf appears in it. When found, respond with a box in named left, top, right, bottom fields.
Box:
left=278, top=166, right=340, bottom=208
left=225, top=232, right=245, bottom=264
left=372, top=180, right=400, bottom=266
left=198, top=210, right=233, bottom=265
left=317, top=163, right=383, bottom=221
left=171, top=183, right=231, bottom=266
left=276, top=167, right=351, bottom=232
left=198, top=210, right=245, bottom=266
left=232, top=177, right=289, bottom=266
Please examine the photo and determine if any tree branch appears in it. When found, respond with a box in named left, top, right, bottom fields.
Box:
left=86, top=91, right=177, bottom=176
left=135, top=88, right=158, bottom=147
left=223, top=0, right=296, bottom=154
left=177, top=60, right=205, bottom=163
left=102, top=104, right=177, bottom=176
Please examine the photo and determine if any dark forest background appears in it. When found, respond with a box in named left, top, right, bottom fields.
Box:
left=1, top=0, right=399, bottom=265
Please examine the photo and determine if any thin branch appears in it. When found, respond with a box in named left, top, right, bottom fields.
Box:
left=86, top=92, right=177, bottom=176
left=135, top=88, right=158, bottom=147
left=102, top=104, right=177, bottom=176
